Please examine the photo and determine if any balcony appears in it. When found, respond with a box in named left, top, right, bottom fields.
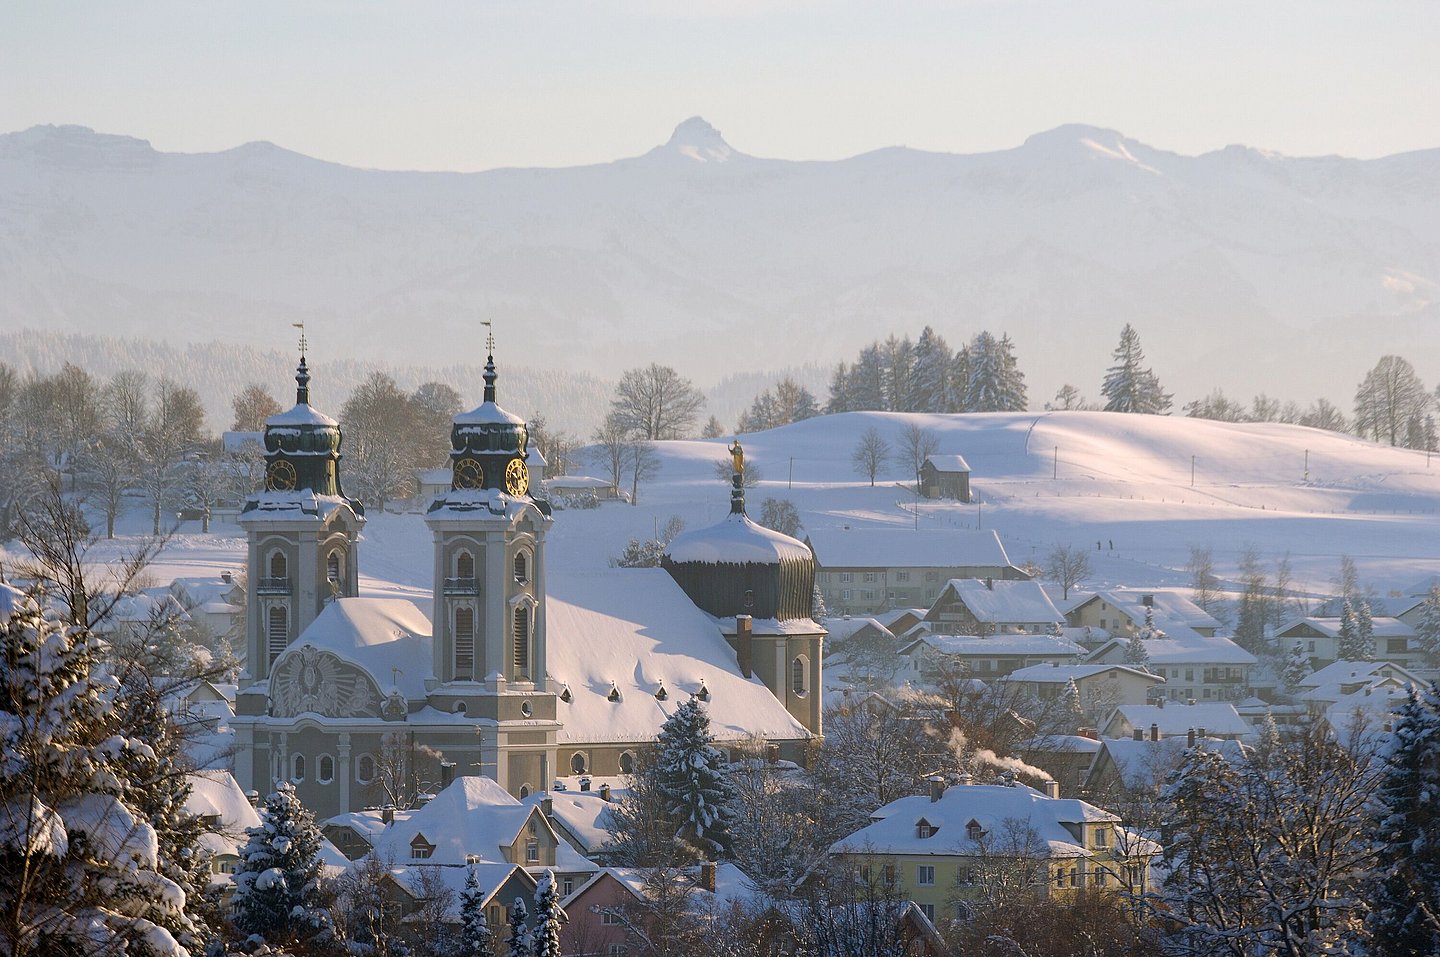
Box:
left=443, top=577, right=479, bottom=596
left=255, top=577, right=291, bottom=595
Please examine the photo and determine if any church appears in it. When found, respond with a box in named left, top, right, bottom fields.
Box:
left=231, top=347, right=824, bottom=819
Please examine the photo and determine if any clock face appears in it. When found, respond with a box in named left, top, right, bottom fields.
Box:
left=454, top=457, right=484, bottom=490
left=504, top=457, right=530, bottom=496
left=267, top=460, right=297, bottom=492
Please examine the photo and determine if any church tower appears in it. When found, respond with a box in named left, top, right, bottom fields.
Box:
left=425, top=339, right=557, bottom=797
left=237, top=350, right=365, bottom=690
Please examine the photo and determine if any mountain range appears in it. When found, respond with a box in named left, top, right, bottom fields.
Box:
left=2, top=118, right=1437, bottom=406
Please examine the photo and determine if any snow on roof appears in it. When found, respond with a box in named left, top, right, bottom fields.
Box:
left=0, top=582, right=26, bottom=618
left=833, top=783, right=1116, bottom=859
left=1077, top=590, right=1221, bottom=632
left=1106, top=702, right=1251, bottom=738
left=924, top=454, right=971, bottom=472
left=425, top=488, right=543, bottom=522
left=1399, top=574, right=1440, bottom=597
left=323, top=809, right=405, bottom=842
left=1311, top=595, right=1424, bottom=618
left=545, top=570, right=810, bottom=744
left=1093, top=736, right=1246, bottom=790
left=280, top=598, right=434, bottom=698
left=1298, top=659, right=1421, bottom=690
left=1279, top=616, right=1414, bottom=639
left=805, top=528, right=1014, bottom=570
left=366, top=777, right=537, bottom=867
left=110, top=591, right=190, bottom=624
left=526, top=790, right=618, bottom=854
left=527, top=446, right=547, bottom=466
left=819, top=616, right=892, bottom=643
left=906, top=632, right=1086, bottom=658
left=1019, top=734, right=1104, bottom=754
left=873, top=608, right=926, bottom=629
left=387, top=862, right=527, bottom=913
left=185, top=770, right=262, bottom=833
left=1088, top=632, right=1256, bottom=666
left=586, top=864, right=766, bottom=912
left=266, top=402, right=338, bottom=428
left=453, top=400, right=525, bottom=427
left=934, top=579, right=1063, bottom=625
left=239, top=489, right=361, bottom=524
left=545, top=475, right=613, bottom=490
left=1005, top=663, right=1163, bottom=684
left=222, top=430, right=264, bottom=453
left=665, top=511, right=812, bottom=564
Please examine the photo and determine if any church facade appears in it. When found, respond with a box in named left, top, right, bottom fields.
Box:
left=231, top=350, right=823, bottom=820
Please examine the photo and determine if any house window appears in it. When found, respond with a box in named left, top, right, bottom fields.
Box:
left=619, top=751, right=635, bottom=774
left=926, top=571, right=938, bottom=582
left=454, top=607, right=475, bottom=680
left=897, top=571, right=910, bottom=582
left=571, top=752, right=588, bottom=775
left=526, top=839, right=539, bottom=863
left=518, top=784, right=532, bottom=799
left=919, top=903, right=936, bottom=922
left=1094, top=828, right=1107, bottom=848
left=562, top=877, right=574, bottom=896
left=882, top=864, right=896, bottom=886
left=356, top=754, right=375, bottom=784
left=791, top=656, right=809, bottom=697
left=326, top=550, right=341, bottom=584
left=839, top=572, right=852, bottom=583
left=514, top=551, right=529, bottom=582
left=410, top=835, right=434, bottom=860
left=916, top=820, right=937, bottom=839
left=291, top=754, right=305, bottom=782
left=841, top=590, right=852, bottom=601
left=318, top=755, right=335, bottom=784
left=602, top=911, right=623, bottom=926
left=267, top=606, right=288, bottom=665
left=1185, top=669, right=1194, bottom=682
left=269, top=550, right=287, bottom=580
left=863, top=572, right=877, bottom=582
left=456, top=550, right=474, bottom=580
left=513, top=606, right=530, bottom=678
left=916, top=865, right=935, bottom=886
left=967, top=820, right=985, bottom=841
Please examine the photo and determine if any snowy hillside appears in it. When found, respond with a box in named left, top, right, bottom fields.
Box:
left=52, top=410, right=1440, bottom=615
left=2, top=121, right=1438, bottom=404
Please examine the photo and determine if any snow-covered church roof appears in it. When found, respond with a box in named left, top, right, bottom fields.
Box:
left=665, top=511, right=812, bottom=565
left=278, top=598, right=434, bottom=699
left=545, top=570, right=810, bottom=744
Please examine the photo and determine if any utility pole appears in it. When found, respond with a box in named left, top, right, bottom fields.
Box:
left=789, top=457, right=794, bottom=489
left=1304, top=448, right=1309, bottom=482
left=1053, top=446, right=1058, bottom=480
left=1191, top=455, right=1196, bottom=488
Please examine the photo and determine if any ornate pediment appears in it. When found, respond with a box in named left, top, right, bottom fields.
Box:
left=270, top=644, right=382, bottom=718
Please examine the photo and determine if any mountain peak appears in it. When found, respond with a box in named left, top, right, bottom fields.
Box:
left=661, top=116, right=736, bottom=163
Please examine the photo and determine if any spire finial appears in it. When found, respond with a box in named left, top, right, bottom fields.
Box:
left=728, top=438, right=746, bottom=515
left=291, top=323, right=311, bottom=405
left=481, top=320, right=497, bottom=403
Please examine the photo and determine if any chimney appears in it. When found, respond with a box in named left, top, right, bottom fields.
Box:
left=440, top=760, right=457, bottom=789
left=928, top=775, right=946, bottom=803
left=579, top=775, right=591, bottom=792
left=1133, top=728, right=1143, bottom=741
left=1043, top=780, right=1060, bottom=799
left=1158, top=698, right=1165, bottom=709
left=1079, top=727, right=1099, bottom=741
left=1198, top=727, right=1206, bottom=739
left=1150, top=723, right=1159, bottom=742
left=221, top=571, right=233, bottom=584
left=598, top=783, right=612, bottom=803
left=957, top=771, right=974, bottom=787
left=699, top=861, right=717, bottom=893
left=767, top=744, right=780, bottom=764
left=382, top=805, right=395, bottom=826
left=542, top=794, right=554, bottom=815
left=1187, top=728, right=1196, bottom=747
left=985, top=577, right=994, bottom=591
left=245, top=789, right=261, bottom=808
left=1187, top=698, right=1196, bottom=706
left=736, top=615, right=753, bottom=678
left=1142, top=595, right=1154, bottom=607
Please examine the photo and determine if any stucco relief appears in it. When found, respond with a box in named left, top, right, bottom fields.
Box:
left=270, top=644, right=381, bottom=717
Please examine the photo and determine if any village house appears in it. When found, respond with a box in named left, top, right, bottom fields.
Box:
left=918, top=454, right=972, bottom=502
left=1085, top=629, right=1255, bottom=703
left=559, top=863, right=763, bottom=956
left=1273, top=616, right=1419, bottom=669
left=1083, top=734, right=1248, bottom=808
left=901, top=631, right=1087, bottom=683
left=830, top=776, right=1156, bottom=925
left=806, top=527, right=1027, bottom=616
left=921, top=578, right=1065, bottom=636
left=1100, top=701, right=1252, bottom=742
left=1065, top=590, right=1222, bottom=638
left=1002, top=663, right=1165, bottom=724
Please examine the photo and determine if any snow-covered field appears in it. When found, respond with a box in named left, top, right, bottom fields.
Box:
left=30, top=410, right=1440, bottom=613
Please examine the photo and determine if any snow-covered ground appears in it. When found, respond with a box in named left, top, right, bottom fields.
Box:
left=20, top=410, right=1440, bottom=611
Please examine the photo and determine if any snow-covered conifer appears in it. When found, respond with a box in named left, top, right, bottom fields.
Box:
left=1337, top=599, right=1374, bottom=661
left=1101, top=324, right=1172, bottom=414
left=964, top=332, right=1027, bottom=413
left=459, top=865, right=496, bottom=957
left=530, top=870, right=562, bottom=957
left=909, top=326, right=952, bottom=414
left=0, top=584, right=190, bottom=957
left=231, top=781, right=327, bottom=945
left=1417, top=585, right=1440, bottom=667
left=1281, top=641, right=1311, bottom=696
left=1355, top=599, right=1376, bottom=661
left=1365, top=682, right=1440, bottom=954
left=825, top=362, right=850, bottom=414
left=504, top=897, right=532, bottom=957
left=1060, top=678, right=1085, bottom=728
left=1123, top=632, right=1151, bottom=671
left=655, top=695, right=739, bottom=859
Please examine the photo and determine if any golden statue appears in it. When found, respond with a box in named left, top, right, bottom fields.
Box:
left=729, top=439, right=745, bottom=475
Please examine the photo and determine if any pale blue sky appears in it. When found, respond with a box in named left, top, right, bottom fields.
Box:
left=3, top=1, right=1436, bottom=169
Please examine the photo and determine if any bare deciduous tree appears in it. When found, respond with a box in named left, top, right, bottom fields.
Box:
left=851, top=427, right=890, bottom=487
left=610, top=364, right=706, bottom=440
left=1044, top=545, right=1090, bottom=600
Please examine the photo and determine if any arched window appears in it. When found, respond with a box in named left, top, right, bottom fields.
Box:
left=513, top=606, right=530, bottom=678
left=456, top=550, right=474, bottom=580
left=454, top=607, right=475, bottom=680
left=518, top=783, right=532, bottom=800
left=269, top=550, right=287, bottom=580
left=267, top=607, right=288, bottom=665
left=318, top=755, right=335, bottom=784
left=571, top=752, right=587, bottom=775
left=326, top=550, right=341, bottom=584
left=619, top=751, right=635, bottom=774
left=291, top=753, right=306, bottom=782
left=513, top=550, right=529, bottom=583
left=356, top=754, right=376, bottom=784
left=791, top=655, right=809, bottom=697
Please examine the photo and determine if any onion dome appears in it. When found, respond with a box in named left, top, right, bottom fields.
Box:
left=662, top=440, right=815, bottom=621
left=445, top=351, right=534, bottom=498
left=253, top=355, right=360, bottom=511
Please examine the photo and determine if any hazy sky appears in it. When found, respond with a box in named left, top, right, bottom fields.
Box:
left=3, top=1, right=1438, bottom=170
